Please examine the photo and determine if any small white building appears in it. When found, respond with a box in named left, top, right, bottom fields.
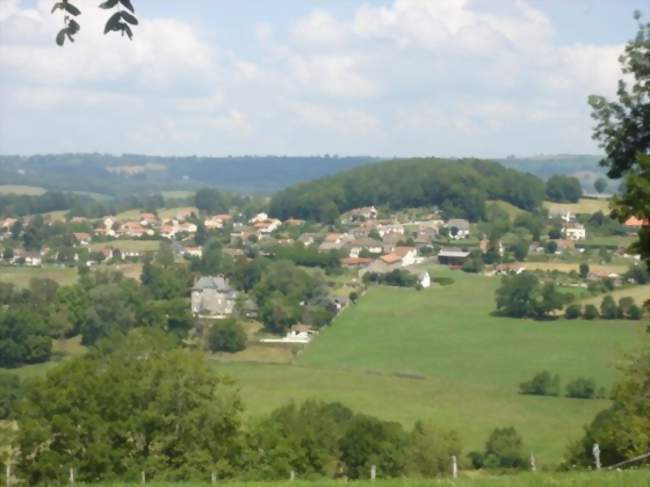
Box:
left=446, top=219, right=470, bottom=239
left=418, top=271, right=431, bottom=289
left=562, top=222, right=586, bottom=241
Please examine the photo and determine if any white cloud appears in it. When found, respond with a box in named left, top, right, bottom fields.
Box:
left=0, top=0, right=628, bottom=156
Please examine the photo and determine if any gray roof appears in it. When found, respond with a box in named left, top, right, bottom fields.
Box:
left=194, top=275, right=232, bottom=292
left=438, top=248, right=471, bottom=258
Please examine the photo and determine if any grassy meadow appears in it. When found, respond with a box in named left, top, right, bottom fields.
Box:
left=0, top=184, right=47, bottom=195
left=81, top=470, right=650, bottom=486
left=90, top=239, right=161, bottom=253
left=543, top=198, right=611, bottom=215
left=216, top=267, right=645, bottom=465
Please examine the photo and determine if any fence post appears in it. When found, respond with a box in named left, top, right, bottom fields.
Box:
left=370, top=465, right=376, bottom=481
left=530, top=452, right=536, bottom=472
left=451, top=455, right=458, bottom=479
left=290, top=470, right=295, bottom=481
left=593, top=443, right=601, bottom=470
left=141, top=471, right=146, bottom=484
left=211, top=471, right=217, bottom=484
left=69, top=467, right=74, bottom=485
left=5, top=464, right=10, bottom=487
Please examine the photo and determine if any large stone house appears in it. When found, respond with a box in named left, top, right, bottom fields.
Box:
left=191, top=276, right=239, bottom=319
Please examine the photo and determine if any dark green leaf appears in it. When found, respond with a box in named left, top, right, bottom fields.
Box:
left=104, top=11, right=122, bottom=34
left=56, top=29, right=66, bottom=46
left=122, top=23, right=133, bottom=40
left=120, top=11, right=138, bottom=26
left=119, top=0, right=135, bottom=13
left=63, top=3, right=81, bottom=15
left=98, top=0, right=119, bottom=9
left=65, top=29, right=76, bottom=43
left=67, top=18, right=80, bottom=34
left=51, top=2, right=64, bottom=13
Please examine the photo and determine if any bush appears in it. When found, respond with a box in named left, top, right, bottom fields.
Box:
left=583, top=304, right=599, bottom=320
left=519, top=371, right=560, bottom=396
left=207, top=318, right=247, bottom=353
left=471, top=427, right=526, bottom=469
left=628, top=304, right=643, bottom=320
left=565, top=304, right=582, bottom=320
left=600, top=295, right=619, bottom=319
left=565, top=378, right=597, bottom=399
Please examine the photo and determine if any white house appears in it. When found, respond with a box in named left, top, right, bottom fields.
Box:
left=562, top=222, right=586, bottom=241
left=446, top=219, right=470, bottom=239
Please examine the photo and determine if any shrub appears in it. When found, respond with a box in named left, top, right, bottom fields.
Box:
left=600, top=295, right=619, bottom=319
left=565, top=304, right=582, bottom=320
left=519, top=371, right=560, bottom=396
left=583, top=304, right=599, bottom=320
left=473, top=427, right=526, bottom=469
left=628, top=304, right=643, bottom=320
left=565, top=378, right=597, bottom=399
left=207, top=318, right=247, bottom=353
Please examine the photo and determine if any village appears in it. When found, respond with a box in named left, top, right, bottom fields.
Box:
left=0, top=198, right=645, bottom=346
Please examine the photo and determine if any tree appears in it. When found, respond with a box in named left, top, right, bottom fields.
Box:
left=195, top=188, right=227, bottom=214
left=0, top=373, right=23, bottom=420
left=565, top=378, right=597, bottom=399
left=589, top=12, right=650, bottom=269
left=15, top=329, right=243, bottom=484
left=600, top=295, right=620, bottom=319
left=594, top=177, right=608, bottom=194
left=470, top=427, right=526, bottom=469
left=565, top=303, right=582, bottom=320
left=495, top=273, right=540, bottom=318
left=545, top=175, right=583, bottom=203
left=583, top=304, right=600, bottom=320
left=339, top=415, right=407, bottom=479
left=579, top=262, right=590, bottom=279
left=406, top=422, right=463, bottom=477
left=519, top=371, right=560, bottom=396
left=566, top=345, right=650, bottom=468
left=207, top=318, right=247, bottom=353
left=51, top=0, right=139, bottom=46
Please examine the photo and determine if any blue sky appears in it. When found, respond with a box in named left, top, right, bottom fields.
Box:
left=0, top=0, right=647, bottom=157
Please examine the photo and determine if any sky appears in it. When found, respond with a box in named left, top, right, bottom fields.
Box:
left=0, top=0, right=647, bottom=158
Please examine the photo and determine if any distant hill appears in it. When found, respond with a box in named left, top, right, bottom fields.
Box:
left=496, top=154, right=618, bottom=191
left=270, top=157, right=545, bottom=222
left=0, top=154, right=377, bottom=196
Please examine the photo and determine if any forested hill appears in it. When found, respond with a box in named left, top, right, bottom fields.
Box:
left=0, top=154, right=376, bottom=195
left=269, top=158, right=545, bottom=222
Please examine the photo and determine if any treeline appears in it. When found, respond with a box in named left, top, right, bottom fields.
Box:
left=0, top=154, right=374, bottom=195
left=3, top=329, right=538, bottom=483
left=269, top=158, right=544, bottom=223
left=0, top=191, right=83, bottom=217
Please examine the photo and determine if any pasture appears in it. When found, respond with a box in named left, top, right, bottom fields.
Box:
left=522, top=262, right=629, bottom=275
left=218, top=267, right=645, bottom=465
left=577, top=284, right=650, bottom=307
left=0, top=184, right=46, bottom=195
left=543, top=198, right=610, bottom=215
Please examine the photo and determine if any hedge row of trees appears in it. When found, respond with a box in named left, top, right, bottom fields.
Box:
left=565, top=296, right=644, bottom=321
left=270, top=158, right=544, bottom=223
left=519, top=371, right=607, bottom=399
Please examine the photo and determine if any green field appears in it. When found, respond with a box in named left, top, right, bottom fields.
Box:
left=0, top=265, right=79, bottom=287
left=161, top=190, right=196, bottom=199
left=544, top=198, right=610, bottom=215
left=577, top=284, right=650, bottom=307
left=0, top=184, right=47, bottom=195
left=217, top=268, right=645, bottom=465
left=80, top=470, right=650, bottom=486
left=0, top=263, right=143, bottom=288
left=90, top=239, right=161, bottom=253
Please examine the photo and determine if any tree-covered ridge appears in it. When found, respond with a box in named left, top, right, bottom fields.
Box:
left=269, top=158, right=545, bottom=222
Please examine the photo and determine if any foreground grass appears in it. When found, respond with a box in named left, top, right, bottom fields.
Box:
left=84, top=470, right=650, bottom=486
